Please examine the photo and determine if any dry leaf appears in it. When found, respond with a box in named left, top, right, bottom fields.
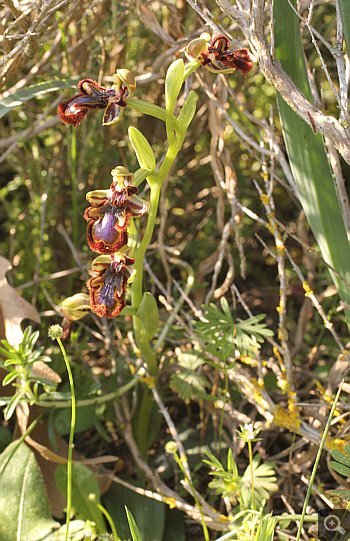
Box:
left=0, top=256, right=40, bottom=348
left=137, top=1, right=174, bottom=44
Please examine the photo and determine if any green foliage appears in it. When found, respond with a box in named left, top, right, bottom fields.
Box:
left=0, top=79, right=79, bottom=119
left=195, top=297, right=273, bottom=357
left=274, top=0, right=350, bottom=322
left=136, top=292, right=159, bottom=341
left=330, top=443, right=350, bottom=478
left=203, top=449, right=278, bottom=509
left=103, top=482, right=165, bottom=541
left=128, top=127, right=156, bottom=175
left=170, top=351, right=209, bottom=403
left=0, top=441, right=59, bottom=541
left=125, top=508, right=143, bottom=541
left=337, top=0, right=350, bottom=60
left=0, top=326, right=55, bottom=419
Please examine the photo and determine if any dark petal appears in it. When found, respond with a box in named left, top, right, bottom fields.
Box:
left=210, top=35, right=230, bottom=53
left=78, top=79, right=107, bottom=96
left=103, top=102, right=122, bottom=126
left=123, top=256, right=135, bottom=267
left=65, top=95, right=107, bottom=113
left=221, top=49, right=252, bottom=76
left=57, top=94, right=106, bottom=127
left=57, top=97, right=90, bottom=127
left=79, top=79, right=117, bottom=101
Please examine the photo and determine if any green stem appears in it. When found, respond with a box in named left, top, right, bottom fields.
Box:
left=57, top=337, right=76, bottom=541
left=34, top=377, right=138, bottom=409
left=174, top=452, right=210, bottom=541
left=94, top=500, right=119, bottom=541
left=131, top=146, right=179, bottom=457
left=248, top=440, right=256, bottom=511
left=296, top=381, right=344, bottom=541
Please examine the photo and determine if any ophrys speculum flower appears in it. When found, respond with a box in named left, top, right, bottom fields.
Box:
left=84, top=167, right=148, bottom=255
left=87, top=253, right=136, bottom=318
left=57, top=69, right=136, bottom=127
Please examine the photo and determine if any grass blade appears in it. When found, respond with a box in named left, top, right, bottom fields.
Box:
left=125, top=507, right=143, bottom=541
left=337, top=0, right=350, bottom=60
left=0, top=79, right=79, bottom=119
left=273, top=0, right=350, bottom=321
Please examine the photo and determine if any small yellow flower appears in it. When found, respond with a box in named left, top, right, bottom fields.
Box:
left=274, top=405, right=301, bottom=431
left=325, top=439, right=347, bottom=452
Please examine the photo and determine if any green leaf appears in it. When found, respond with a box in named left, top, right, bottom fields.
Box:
left=0, top=346, right=20, bottom=362
left=126, top=507, right=144, bottom=541
left=0, top=441, right=59, bottom=541
left=54, top=520, right=86, bottom=541
left=0, top=79, right=79, bottom=119
left=274, top=0, right=350, bottom=321
left=241, top=454, right=278, bottom=503
left=104, top=482, right=165, bottom=541
left=196, top=302, right=273, bottom=356
left=128, top=126, right=156, bottom=174
left=4, top=390, right=26, bottom=420
left=2, top=370, right=21, bottom=385
left=331, top=448, right=350, bottom=466
left=134, top=167, right=153, bottom=188
left=329, top=461, right=350, bottom=478
left=170, top=370, right=209, bottom=404
left=337, top=0, right=350, bottom=61
left=165, top=59, right=184, bottom=116
left=170, top=351, right=209, bottom=403
left=177, top=90, right=198, bottom=141
left=55, top=462, right=105, bottom=533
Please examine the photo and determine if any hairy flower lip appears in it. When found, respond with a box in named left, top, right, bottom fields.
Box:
left=87, top=254, right=136, bottom=318
left=84, top=185, right=148, bottom=254
left=58, top=73, right=135, bottom=127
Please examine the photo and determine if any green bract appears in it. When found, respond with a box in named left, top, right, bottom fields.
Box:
left=136, top=292, right=159, bottom=341
left=165, top=59, right=185, bottom=117
left=177, top=90, right=198, bottom=144
left=128, top=126, right=156, bottom=175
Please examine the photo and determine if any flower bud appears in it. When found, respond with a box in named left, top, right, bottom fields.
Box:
left=61, top=293, right=91, bottom=321
left=48, top=324, right=64, bottom=340
left=136, top=292, right=159, bottom=341
left=165, top=441, right=178, bottom=454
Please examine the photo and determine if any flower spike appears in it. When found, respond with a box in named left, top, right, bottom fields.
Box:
left=57, top=70, right=136, bottom=127
left=87, top=253, right=136, bottom=318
